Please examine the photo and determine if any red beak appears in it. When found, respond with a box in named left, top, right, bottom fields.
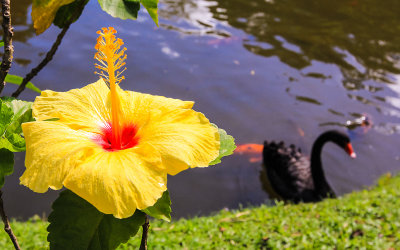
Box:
left=345, top=143, right=356, bottom=158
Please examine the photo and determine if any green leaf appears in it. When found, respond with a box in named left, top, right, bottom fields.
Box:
left=97, top=0, right=141, bottom=20
left=5, top=74, right=41, bottom=93
left=209, top=125, right=236, bottom=165
left=48, top=190, right=146, bottom=250
left=0, top=100, right=13, bottom=139
left=0, top=149, right=14, bottom=188
left=97, top=0, right=159, bottom=25
left=141, top=0, right=158, bottom=25
left=142, top=191, right=171, bottom=222
left=53, top=0, right=89, bottom=29
left=0, top=41, right=4, bottom=47
left=0, top=98, right=34, bottom=152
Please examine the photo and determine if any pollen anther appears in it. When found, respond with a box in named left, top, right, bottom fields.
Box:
left=94, top=27, right=127, bottom=86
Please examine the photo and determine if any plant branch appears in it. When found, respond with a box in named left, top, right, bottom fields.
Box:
left=11, top=0, right=86, bottom=98
left=0, top=190, right=20, bottom=250
left=0, top=0, right=14, bottom=95
left=140, top=215, right=150, bottom=250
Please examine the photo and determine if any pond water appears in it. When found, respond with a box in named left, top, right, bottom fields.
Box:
left=3, top=0, right=400, bottom=219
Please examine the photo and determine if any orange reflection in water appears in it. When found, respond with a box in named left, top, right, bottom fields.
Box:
left=234, top=143, right=263, bottom=163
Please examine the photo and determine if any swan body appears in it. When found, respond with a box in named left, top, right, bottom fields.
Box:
left=262, top=130, right=355, bottom=203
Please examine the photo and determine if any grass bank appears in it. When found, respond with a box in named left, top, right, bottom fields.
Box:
left=1, top=174, right=399, bottom=249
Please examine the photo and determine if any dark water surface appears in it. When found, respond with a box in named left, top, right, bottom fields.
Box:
left=4, top=0, right=400, bottom=219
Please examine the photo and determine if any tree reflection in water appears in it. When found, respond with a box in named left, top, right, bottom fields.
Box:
left=161, top=0, right=400, bottom=90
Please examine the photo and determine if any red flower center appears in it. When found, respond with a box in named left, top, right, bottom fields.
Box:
left=94, top=122, right=139, bottom=151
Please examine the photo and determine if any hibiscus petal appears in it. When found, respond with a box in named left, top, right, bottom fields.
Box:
left=120, top=92, right=220, bottom=175
left=63, top=146, right=167, bottom=219
left=119, top=88, right=194, bottom=128
left=32, top=79, right=111, bottom=132
left=145, top=109, right=220, bottom=175
left=124, top=90, right=194, bottom=110
left=20, top=121, right=98, bottom=192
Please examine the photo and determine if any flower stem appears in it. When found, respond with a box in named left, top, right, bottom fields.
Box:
left=0, top=190, right=20, bottom=250
left=11, top=24, right=68, bottom=98
left=140, top=215, right=150, bottom=250
left=0, top=0, right=14, bottom=95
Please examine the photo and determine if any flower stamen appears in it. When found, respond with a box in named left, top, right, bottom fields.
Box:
left=94, top=27, right=127, bottom=149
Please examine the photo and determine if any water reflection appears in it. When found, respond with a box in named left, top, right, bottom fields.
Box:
left=10, top=0, right=400, bottom=97
left=210, top=0, right=400, bottom=80
left=161, top=0, right=400, bottom=95
left=4, top=0, right=36, bottom=66
left=160, top=0, right=230, bottom=37
left=159, top=0, right=400, bottom=130
left=11, top=0, right=35, bottom=43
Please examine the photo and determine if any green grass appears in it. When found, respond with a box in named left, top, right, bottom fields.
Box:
left=1, top=173, right=400, bottom=249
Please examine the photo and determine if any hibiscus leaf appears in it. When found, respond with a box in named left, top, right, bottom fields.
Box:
left=89, top=211, right=146, bottom=249
left=209, top=125, right=236, bottom=165
left=0, top=149, right=14, bottom=188
left=0, top=100, right=13, bottom=139
left=53, top=0, right=90, bottom=29
left=97, top=0, right=141, bottom=20
left=0, top=98, right=33, bottom=152
left=32, top=0, right=76, bottom=35
left=48, top=190, right=146, bottom=250
left=5, top=74, right=41, bottom=94
left=141, top=0, right=158, bottom=25
left=97, top=0, right=159, bottom=25
left=142, top=190, right=171, bottom=222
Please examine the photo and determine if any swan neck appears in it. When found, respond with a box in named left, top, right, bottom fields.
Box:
left=310, top=134, right=332, bottom=192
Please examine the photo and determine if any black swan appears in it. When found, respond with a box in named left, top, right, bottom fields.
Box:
left=262, top=130, right=356, bottom=203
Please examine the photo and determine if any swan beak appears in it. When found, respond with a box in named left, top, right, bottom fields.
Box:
left=345, top=143, right=357, bottom=158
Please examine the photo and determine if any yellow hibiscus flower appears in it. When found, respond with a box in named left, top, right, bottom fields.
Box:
left=20, top=27, right=220, bottom=219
